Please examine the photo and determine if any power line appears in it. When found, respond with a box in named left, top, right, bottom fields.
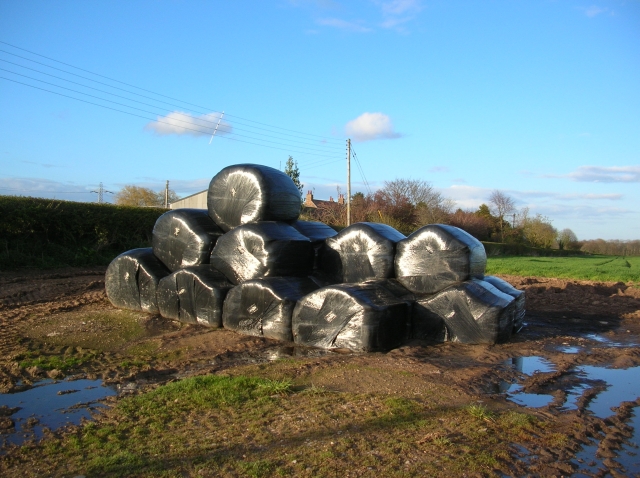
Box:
left=351, top=146, right=372, bottom=196
left=0, top=66, right=343, bottom=154
left=0, top=57, right=343, bottom=151
left=0, top=75, right=343, bottom=159
left=0, top=41, right=344, bottom=144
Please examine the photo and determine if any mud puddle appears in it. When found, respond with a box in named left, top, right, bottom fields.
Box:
left=500, top=332, right=640, bottom=475
left=0, top=343, right=337, bottom=449
left=0, top=378, right=117, bottom=448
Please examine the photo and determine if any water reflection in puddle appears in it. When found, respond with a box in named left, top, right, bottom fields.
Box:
left=0, top=379, right=116, bottom=448
left=558, top=345, right=582, bottom=354
left=506, top=356, right=556, bottom=375
left=584, top=333, right=625, bottom=348
left=502, top=356, right=640, bottom=474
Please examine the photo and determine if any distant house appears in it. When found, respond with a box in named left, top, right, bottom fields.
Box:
left=303, top=191, right=345, bottom=209
left=303, top=191, right=345, bottom=224
left=170, top=190, right=207, bottom=210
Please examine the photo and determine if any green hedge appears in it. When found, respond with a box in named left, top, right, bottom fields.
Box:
left=0, top=196, right=167, bottom=269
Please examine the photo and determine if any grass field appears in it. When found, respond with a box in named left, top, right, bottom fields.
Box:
left=486, top=255, right=640, bottom=283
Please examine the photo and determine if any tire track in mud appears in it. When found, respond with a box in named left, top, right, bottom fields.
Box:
left=0, top=287, right=107, bottom=359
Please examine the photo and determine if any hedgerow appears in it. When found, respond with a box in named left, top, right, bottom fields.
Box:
left=0, top=196, right=166, bottom=269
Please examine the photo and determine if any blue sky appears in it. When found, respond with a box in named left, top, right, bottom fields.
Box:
left=1, top=0, right=639, bottom=240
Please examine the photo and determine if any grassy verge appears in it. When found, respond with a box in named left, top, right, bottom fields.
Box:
left=0, top=373, right=564, bottom=477
left=486, top=255, right=640, bottom=283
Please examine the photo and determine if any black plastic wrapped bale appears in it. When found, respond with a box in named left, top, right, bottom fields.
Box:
left=222, top=277, right=319, bottom=341
left=207, top=164, right=302, bottom=231
left=152, top=208, right=224, bottom=272
left=210, top=221, right=314, bottom=284
left=483, top=275, right=526, bottom=333
left=105, top=248, right=170, bottom=314
left=291, top=220, right=338, bottom=270
left=410, top=300, right=447, bottom=343
left=317, top=222, right=406, bottom=284
left=394, top=224, right=487, bottom=295
left=156, top=266, right=233, bottom=327
left=362, top=279, right=445, bottom=343
left=415, top=279, right=515, bottom=344
left=290, top=220, right=337, bottom=244
left=292, top=282, right=410, bottom=352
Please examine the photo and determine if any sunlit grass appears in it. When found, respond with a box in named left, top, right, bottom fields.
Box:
left=486, top=255, right=640, bottom=283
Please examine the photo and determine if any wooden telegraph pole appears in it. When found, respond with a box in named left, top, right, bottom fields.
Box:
left=347, top=138, right=351, bottom=226
left=165, top=180, right=169, bottom=208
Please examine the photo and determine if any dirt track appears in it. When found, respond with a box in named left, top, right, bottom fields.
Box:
left=1, top=268, right=640, bottom=475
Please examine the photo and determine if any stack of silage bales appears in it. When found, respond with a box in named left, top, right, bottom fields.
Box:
left=106, top=163, right=525, bottom=352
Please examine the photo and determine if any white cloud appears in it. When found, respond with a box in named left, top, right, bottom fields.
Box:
left=316, top=18, right=372, bottom=32
left=114, top=177, right=212, bottom=198
left=345, top=112, right=402, bottom=142
left=567, top=165, right=640, bottom=183
left=584, top=5, right=607, bottom=17
left=0, top=177, right=97, bottom=201
left=376, top=0, right=422, bottom=30
left=429, top=166, right=449, bottom=173
left=378, top=0, right=422, bottom=16
left=21, top=160, right=58, bottom=168
left=145, top=112, right=232, bottom=137
left=541, top=165, right=640, bottom=183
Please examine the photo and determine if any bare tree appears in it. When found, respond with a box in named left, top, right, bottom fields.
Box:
left=379, top=178, right=455, bottom=226
left=488, top=190, right=516, bottom=242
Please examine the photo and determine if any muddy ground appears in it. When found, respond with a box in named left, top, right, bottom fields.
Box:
left=1, top=268, right=640, bottom=476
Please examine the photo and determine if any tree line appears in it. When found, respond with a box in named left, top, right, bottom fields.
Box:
left=113, top=158, right=637, bottom=255
left=302, top=178, right=585, bottom=251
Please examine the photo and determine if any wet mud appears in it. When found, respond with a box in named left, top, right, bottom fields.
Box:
left=1, top=267, right=640, bottom=475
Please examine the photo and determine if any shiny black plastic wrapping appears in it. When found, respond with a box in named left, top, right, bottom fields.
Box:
left=105, top=248, right=170, bottom=314
left=410, top=299, right=447, bottom=343
left=210, top=221, right=314, bottom=284
left=394, top=224, right=486, bottom=295
left=290, top=220, right=338, bottom=244
left=362, top=279, right=447, bottom=343
left=483, top=275, right=526, bottom=333
left=156, top=266, right=233, bottom=326
left=291, top=220, right=338, bottom=270
left=207, top=164, right=302, bottom=232
left=317, top=222, right=406, bottom=284
left=152, top=208, right=224, bottom=272
left=292, top=282, right=411, bottom=352
left=222, top=277, right=319, bottom=341
left=415, top=279, right=515, bottom=344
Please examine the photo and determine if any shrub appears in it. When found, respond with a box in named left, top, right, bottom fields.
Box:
left=0, top=196, right=166, bottom=269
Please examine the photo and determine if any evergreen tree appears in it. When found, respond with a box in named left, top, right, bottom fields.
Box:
left=284, top=156, right=304, bottom=196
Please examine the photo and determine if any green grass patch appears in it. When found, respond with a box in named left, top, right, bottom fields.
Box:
left=17, top=351, right=96, bottom=372
left=486, top=254, right=640, bottom=283
left=118, top=375, right=293, bottom=419
left=0, top=373, right=568, bottom=477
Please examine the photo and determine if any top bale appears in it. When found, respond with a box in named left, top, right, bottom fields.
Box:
left=207, top=164, right=302, bottom=231
left=394, top=224, right=486, bottom=295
